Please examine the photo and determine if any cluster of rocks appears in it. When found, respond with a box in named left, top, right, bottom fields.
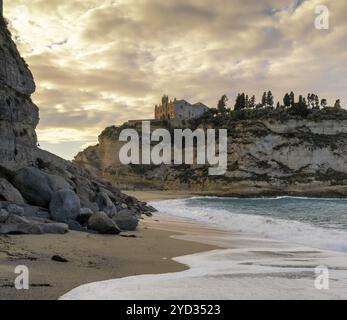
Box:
left=0, top=20, right=156, bottom=236
left=0, top=166, right=156, bottom=235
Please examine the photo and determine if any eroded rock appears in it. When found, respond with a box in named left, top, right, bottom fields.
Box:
left=13, top=167, right=71, bottom=207
left=88, top=212, right=120, bottom=235
left=49, top=189, right=80, bottom=223
left=112, top=209, right=139, bottom=231
left=0, top=178, right=25, bottom=204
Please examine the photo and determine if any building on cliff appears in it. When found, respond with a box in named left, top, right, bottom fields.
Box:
left=154, top=95, right=209, bottom=121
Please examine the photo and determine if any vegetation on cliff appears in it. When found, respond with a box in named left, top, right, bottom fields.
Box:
left=194, top=92, right=346, bottom=129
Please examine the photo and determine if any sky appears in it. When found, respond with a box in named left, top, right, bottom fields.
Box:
left=4, top=0, right=347, bottom=160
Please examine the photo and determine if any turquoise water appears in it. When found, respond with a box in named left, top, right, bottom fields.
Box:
left=151, top=197, right=347, bottom=252
left=187, top=197, right=347, bottom=231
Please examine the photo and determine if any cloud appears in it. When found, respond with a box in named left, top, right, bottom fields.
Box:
left=4, top=0, right=347, bottom=159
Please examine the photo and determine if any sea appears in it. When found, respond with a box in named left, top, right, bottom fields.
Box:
left=150, top=197, right=347, bottom=253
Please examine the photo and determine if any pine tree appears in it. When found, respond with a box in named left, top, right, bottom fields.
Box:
left=314, top=95, right=319, bottom=109
left=289, top=91, right=295, bottom=107
left=240, top=93, right=246, bottom=109
left=283, top=93, right=291, bottom=107
left=234, top=94, right=241, bottom=111
left=334, top=99, right=341, bottom=109
left=249, top=95, right=256, bottom=109
left=217, top=94, right=228, bottom=114
left=267, top=91, right=274, bottom=107
left=321, top=99, right=327, bottom=108
left=261, top=92, right=267, bottom=107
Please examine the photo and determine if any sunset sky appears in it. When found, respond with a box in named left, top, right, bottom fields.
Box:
left=4, top=0, right=347, bottom=160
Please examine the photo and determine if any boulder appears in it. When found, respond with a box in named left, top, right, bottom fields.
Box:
left=0, top=209, right=9, bottom=223
left=49, top=189, right=81, bottom=223
left=6, top=204, right=24, bottom=216
left=76, top=208, right=93, bottom=225
left=0, top=178, right=25, bottom=205
left=80, top=199, right=99, bottom=214
left=22, top=205, right=51, bottom=219
left=88, top=212, right=120, bottom=235
left=0, top=213, right=68, bottom=235
left=0, top=215, right=43, bottom=235
left=96, top=192, right=118, bottom=218
left=112, top=209, right=139, bottom=231
left=13, top=167, right=71, bottom=207
left=40, top=223, right=69, bottom=234
left=67, top=220, right=87, bottom=232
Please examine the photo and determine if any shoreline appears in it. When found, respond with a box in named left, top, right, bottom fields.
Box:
left=2, top=190, right=347, bottom=300
left=62, top=191, right=347, bottom=300
left=0, top=191, right=220, bottom=300
left=123, top=187, right=347, bottom=201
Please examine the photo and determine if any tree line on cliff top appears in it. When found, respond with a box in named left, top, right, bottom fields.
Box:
left=202, top=91, right=344, bottom=122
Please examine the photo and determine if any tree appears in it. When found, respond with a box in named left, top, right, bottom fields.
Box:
left=321, top=99, right=327, bottom=108
left=276, top=102, right=281, bottom=109
left=240, top=93, right=246, bottom=109
left=217, top=94, right=228, bottom=114
left=289, top=91, right=295, bottom=107
left=283, top=93, right=291, bottom=108
left=314, top=95, right=319, bottom=109
left=334, top=99, right=341, bottom=109
left=307, top=93, right=313, bottom=108
left=234, top=94, right=241, bottom=111
left=249, top=95, right=256, bottom=109
left=291, top=94, right=309, bottom=117
left=234, top=93, right=247, bottom=110
left=261, top=92, right=267, bottom=107
left=267, top=91, right=274, bottom=107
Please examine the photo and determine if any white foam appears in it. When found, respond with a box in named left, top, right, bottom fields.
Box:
left=149, top=198, right=347, bottom=253
left=61, top=247, right=347, bottom=300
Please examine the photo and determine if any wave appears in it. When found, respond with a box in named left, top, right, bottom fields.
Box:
left=150, top=198, right=347, bottom=253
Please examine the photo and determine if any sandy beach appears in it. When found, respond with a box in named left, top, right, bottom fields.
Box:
left=1, top=191, right=347, bottom=300
left=62, top=191, right=347, bottom=300
left=0, top=191, right=219, bottom=300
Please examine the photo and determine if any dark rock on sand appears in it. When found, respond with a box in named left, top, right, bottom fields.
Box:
left=76, top=208, right=93, bottom=225
left=88, top=212, right=120, bottom=235
left=95, top=192, right=118, bottom=218
left=113, top=209, right=139, bottom=231
left=67, top=220, right=87, bottom=232
left=51, top=255, right=68, bottom=263
left=40, top=223, right=68, bottom=234
left=0, top=215, right=42, bottom=234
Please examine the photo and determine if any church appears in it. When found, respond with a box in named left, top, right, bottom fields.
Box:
left=155, top=95, right=209, bottom=121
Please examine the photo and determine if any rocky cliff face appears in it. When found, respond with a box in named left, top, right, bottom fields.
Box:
left=0, top=21, right=154, bottom=235
left=75, top=118, right=347, bottom=197
left=0, top=25, right=39, bottom=168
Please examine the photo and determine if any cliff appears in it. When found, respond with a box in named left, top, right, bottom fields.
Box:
left=75, top=114, right=347, bottom=197
left=0, top=19, right=154, bottom=235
